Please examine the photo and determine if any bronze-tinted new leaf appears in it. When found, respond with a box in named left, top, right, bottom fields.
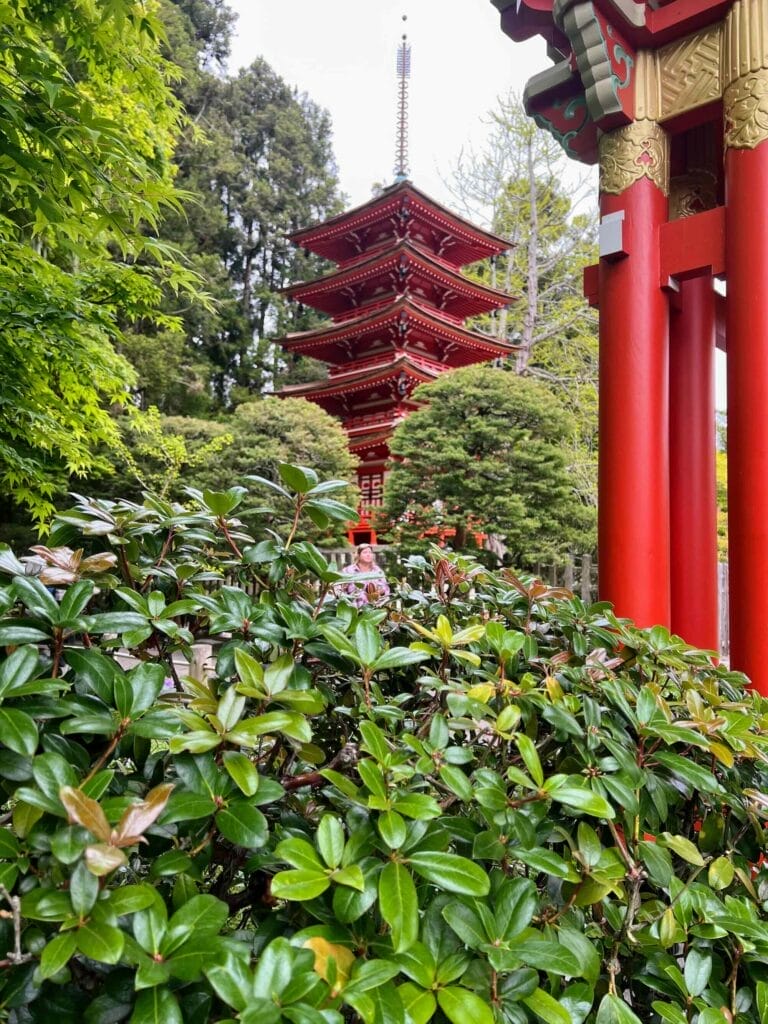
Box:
left=112, top=783, right=174, bottom=847
left=30, top=545, right=116, bottom=584
left=80, top=553, right=119, bottom=574
left=60, top=786, right=111, bottom=842
left=85, top=844, right=128, bottom=876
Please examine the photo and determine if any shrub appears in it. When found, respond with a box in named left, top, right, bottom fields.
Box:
left=0, top=468, right=765, bottom=1024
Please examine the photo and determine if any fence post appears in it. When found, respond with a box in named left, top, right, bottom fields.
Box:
left=581, top=553, right=592, bottom=604
left=564, top=556, right=574, bottom=591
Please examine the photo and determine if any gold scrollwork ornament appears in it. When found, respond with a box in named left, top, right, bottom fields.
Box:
left=668, top=171, right=718, bottom=220
left=599, top=120, right=669, bottom=195
left=724, top=70, right=768, bottom=150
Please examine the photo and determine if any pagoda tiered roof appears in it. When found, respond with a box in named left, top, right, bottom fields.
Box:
left=280, top=295, right=515, bottom=366
left=284, top=238, right=510, bottom=320
left=290, top=180, right=511, bottom=268
left=280, top=351, right=443, bottom=419
left=279, top=176, right=514, bottom=539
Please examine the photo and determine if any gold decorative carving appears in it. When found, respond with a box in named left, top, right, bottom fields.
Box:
left=659, top=25, right=721, bottom=119
left=722, top=0, right=768, bottom=91
left=635, top=27, right=722, bottom=123
left=599, top=120, right=669, bottom=195
left=669, top=171, right=718, bottom=220
left=724, top=68, right=768, bottom=148
left=634, top=50, right=660, bottom=121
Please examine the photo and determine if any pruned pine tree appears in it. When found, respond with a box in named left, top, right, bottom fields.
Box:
left=383, top=366, right=592, bottom=565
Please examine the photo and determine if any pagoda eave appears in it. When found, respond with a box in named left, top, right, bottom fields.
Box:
left=278, top=355, right=442, bottom=417
left=290, top=180, right=512, bottom=268
left=278, top=296, right=517, bottom=365
left=494, top=0, right=729, bottom=50
left=284, top=239, right=511, bottom=320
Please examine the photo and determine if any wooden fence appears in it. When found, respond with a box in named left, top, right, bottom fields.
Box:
left=323, top=548, right=731, bottom=656
left=323, top=547, right=598, bottom=602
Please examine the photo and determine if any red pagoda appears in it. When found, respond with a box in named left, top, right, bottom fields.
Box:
left=278, top=33, right=514, bottom=542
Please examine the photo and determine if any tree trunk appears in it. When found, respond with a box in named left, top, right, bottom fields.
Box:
left=516, top=135, right=539, bottom=374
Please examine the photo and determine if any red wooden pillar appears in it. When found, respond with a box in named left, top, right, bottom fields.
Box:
left=669, top=275, right=719, bottom=650
left=725, top=123, right=768, bottom=692
left=598, top=123, right=670, bottom=628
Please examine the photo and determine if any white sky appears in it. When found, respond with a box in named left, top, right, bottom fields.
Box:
left=224, top=0, right=547, bottom=208
left=225, top=0, right=727, bottom=408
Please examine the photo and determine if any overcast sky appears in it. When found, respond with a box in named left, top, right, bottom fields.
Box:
left=224, top=0, right=547, bottom=208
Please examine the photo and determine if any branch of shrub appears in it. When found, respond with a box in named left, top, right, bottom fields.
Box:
left=281, top=743, right=359, bottom=791
left=83, top=721, right=129, bottom=784
left=0, top=885, right=33, bottom=968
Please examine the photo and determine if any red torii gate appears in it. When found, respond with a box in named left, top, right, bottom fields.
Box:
left=492, top=0, right=768, bottom=692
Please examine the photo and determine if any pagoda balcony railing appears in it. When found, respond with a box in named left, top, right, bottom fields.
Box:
left=332, top=297, right=393, bottom=324
left=327, top=350, right=444, bottom=381
left=335, top=237, right=471, bottom=276
left=344, top=409, right=408, bottom=432
left=331, top=294, right=464, bottom=327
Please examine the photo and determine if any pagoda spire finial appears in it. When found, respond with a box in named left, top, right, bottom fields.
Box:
left=394, top=15, right=411, bottom=182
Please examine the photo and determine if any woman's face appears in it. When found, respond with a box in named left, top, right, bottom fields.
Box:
left=357, top=545, right=374, bottom=567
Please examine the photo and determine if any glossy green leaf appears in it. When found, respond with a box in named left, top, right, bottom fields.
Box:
left=657, top=832, right=705, bottom=867
left=0, top=646, right=40, bottom=698
left=371, top=647, right=428, bottom=672
left=398, top=983, right=436, bottom=1024
left=378, top=810, right=407, bottom=849
left=510, top=940, right=581, bottom=976
left=379, top=862, right=418, bottom=953
left=496, top=877, right=538, bottom=939
left=548, top=784, right=615, bottom=819
left=683, top=948, right=711, bottom=998
left=0, top=709, right=38, bottom=757
left=0, top=827, right=20, bottom=859
left=708, top=856, right=734, bottom=890
left=38, top=931, right=77, bottom=980
left=278, top=463, right=318, bottom=493
left=215, top=802, right=268, bottom=849
left=317, top=815, right=345, bottom=869
left=77, top=920, right=125, bottom=964
left=654, top=751, right=724, bottom=794
left=407, top=852, right=490, bottom=895
left=442, top=902, right=488, bottom=949
left=514, top=846, right=573, bottom=879
left=131, top=986, right=183, bottom=1024
left=522, top=987, right=573, bottom=1024
left=0, top=625, right=51, bottom=645
left=276, top=837, right=324, bottom=871
left=437, top=986, right=495, bottom=1024
left=222, top=751, right=260, bottom=796
left=108, top=884, right=158, bottom=916
left=595, top=994, right=643, bottom=1024
left=271, top=869, right=330, bottom=901
left=164, top=895, right=229, bottom=956
left=70, top=860, right=99, bottom=916
left=515, top=733, right=544, bottom=787
left=227, top=711, right=311, bottom=745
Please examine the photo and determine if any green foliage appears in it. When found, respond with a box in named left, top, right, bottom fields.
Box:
left=0, top=470, right=764, bottom=1022
left=383, top=365, right=593, bottom=561
left=448, top=92, right=598, bottom=520
left=717, top=450, right=727, bottom=561
left=86, top=398, right=358, bottom=543
left=0, top=0, right=202, bottom=521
